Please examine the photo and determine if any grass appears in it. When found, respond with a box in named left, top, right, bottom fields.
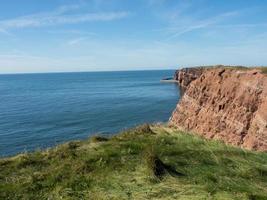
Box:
left=1, top=124, right=267, bottom=200
left=259, top=67, right=267, bottom=74
left=199, top=65, right=267, bottom=75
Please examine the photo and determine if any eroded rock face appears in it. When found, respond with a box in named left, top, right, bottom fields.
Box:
left=174, top=68, right=204, bottom=89
left=170, top=67, right=267, bottom=151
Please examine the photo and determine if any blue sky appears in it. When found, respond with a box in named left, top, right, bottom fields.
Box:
left=0, top=0, right=267, bottom=73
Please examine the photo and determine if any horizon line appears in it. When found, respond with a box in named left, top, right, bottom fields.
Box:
left=0, top=67, right=179, bottom=75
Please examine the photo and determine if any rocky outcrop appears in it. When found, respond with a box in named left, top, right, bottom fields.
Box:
left=174, top=67, right=204, bottom=89
left=170, top=67, right=267, bottom=151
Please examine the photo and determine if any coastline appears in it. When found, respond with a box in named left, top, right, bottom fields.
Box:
left=160, top=79, right=179, bottom=83
left=1, top=66, right=267, bottom=199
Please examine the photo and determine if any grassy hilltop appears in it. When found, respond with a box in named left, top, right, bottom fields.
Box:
left=1, top=124, right=267, bottom=200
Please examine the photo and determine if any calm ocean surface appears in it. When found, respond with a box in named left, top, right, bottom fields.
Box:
left=0, top=70, right=180, bottom=157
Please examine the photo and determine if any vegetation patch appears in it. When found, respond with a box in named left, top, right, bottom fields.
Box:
left=196, top=65, right=267, bottom=75
left=90, top=135, right=109, bottom=143
left=259, top=67, right=267, bottom=74
left=0, top=124, right=267, bottom=199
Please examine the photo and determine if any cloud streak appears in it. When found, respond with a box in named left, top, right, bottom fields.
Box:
left=0, top=4, right=129, bottom=31
left=67, top=37, right=88, bottom=46
left=165, top=11, right=240, bottom=40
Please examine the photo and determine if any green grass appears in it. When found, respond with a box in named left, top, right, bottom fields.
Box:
left=196, top=65, right=267, bottom=75
left=259, top=67, right=267, bottom=74
left=1, top=124, right=267, bottom=200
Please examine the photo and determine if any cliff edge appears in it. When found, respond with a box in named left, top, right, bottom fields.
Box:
left=170, top=66, right=267, bottom=151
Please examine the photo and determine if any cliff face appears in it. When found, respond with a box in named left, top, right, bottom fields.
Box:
left=174, top=68, right=205, bottom=89
left=170, top=67, right=267, bottom=151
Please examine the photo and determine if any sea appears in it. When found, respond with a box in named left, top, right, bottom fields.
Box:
left=0, top=70, right=180, bottom=157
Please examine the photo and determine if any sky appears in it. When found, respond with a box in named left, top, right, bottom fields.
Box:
left=0, top=0, right=267, bottom=73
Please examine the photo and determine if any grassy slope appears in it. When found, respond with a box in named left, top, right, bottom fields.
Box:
left=1, top=124, right=267, bottom=200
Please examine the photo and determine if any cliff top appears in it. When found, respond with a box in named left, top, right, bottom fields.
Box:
left=178, top=65, right=267, bottom=75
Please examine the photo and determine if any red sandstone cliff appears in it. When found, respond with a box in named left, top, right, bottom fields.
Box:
left=170, top=67, right=267, bottom=151
left=173, top=67, right=205, bottom=89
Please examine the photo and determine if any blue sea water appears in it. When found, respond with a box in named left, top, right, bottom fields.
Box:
left=0, top=70, right=180, bottom=157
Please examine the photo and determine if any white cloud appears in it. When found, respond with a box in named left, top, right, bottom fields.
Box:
left=165, top=11, right=240, bottom=40
left=0, top=4, right=129, bottom=31
left=1, top=36, right=267, bottom=74
left=67, top=37, right=87, bottom=46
